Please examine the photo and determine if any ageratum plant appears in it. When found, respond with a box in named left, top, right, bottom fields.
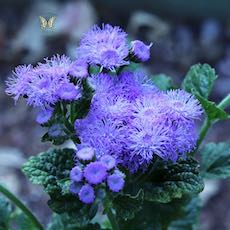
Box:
left=1, top=24, right=230, bottom=230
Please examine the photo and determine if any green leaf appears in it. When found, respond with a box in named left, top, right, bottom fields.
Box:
left=169, top=197, right=201, bottom=230
left=218, top=94, right=230, bottom=110
left=143, top=157, right=204, bottom=203
left=47, top=213, right=101, bottom=230
left=113, top=189, right=144, bottom=221
left=201, top=142, right=230, bottom=179
left=118, top=196, right=200, bottom=230
left=71, top=79, right=94, bottom=121
left=22, top=148, right=74, bottom=195
left=47, top=203, right=97, bottom=228
left=22, top=148, right=97, bottom=226
left=0, top=195, right=13, bottom=230
left=151, top=74, right=173, bottom=90
left=47, top=192, right=98, bottom=219
left=41, top=131, right=69, bottom=146
left=194, top=93, right=228, bottom=121
left=182, top=63, right=217, bottom=98
left=13, top=211, right=37, bottom=230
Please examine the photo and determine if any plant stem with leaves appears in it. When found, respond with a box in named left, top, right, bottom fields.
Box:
left=106, top=208, right=120, bottom=230
left=0, top=184, right=44, bottom=230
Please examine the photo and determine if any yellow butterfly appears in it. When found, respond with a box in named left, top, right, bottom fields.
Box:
left=39, top=16, right=56, bottom=29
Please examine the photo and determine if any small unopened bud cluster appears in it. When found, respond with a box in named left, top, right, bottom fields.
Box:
left=70, top=147, right=125, bottom=204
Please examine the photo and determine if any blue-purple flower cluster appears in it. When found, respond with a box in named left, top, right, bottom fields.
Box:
left=5, top=55, right=88, bottom=108
left=76, top=24, right=152, bottom=72
left=75, top=71, right=203, bottom=173
left=70, top=147, right=125, bottom=204
left=6, top=23, right=203, bottom=204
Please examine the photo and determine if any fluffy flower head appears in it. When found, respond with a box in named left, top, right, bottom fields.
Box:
left=75, top=147, right=95, bottom=161
left=107, top=173, right=125, bottom=192
left=70, top=166, right=83, bottom=182
left=128, top=121, right=172, bottom=164
left=78, top=184, right=95, bottom=204
left=5, top=65, right=33, bottom=101
left=77, top=24, right=129, bottom=71
left=56, top=82, right=81, bottom=101
left=131, top=40, right=152, bottom=62
left=100, top=155, right=116, bottom=170
left=84, top=162, right=107, bottom=185
left=35, top=54, right=72, bottom=76
left=70, top=182, right=83, bottom=195
left=69, top=59, right=88, bottom=78
left=76, top=118, right=126, bottom=158
left=165, top=89, right=203, bottom=121
left=36, top=108, right=53, bottom=124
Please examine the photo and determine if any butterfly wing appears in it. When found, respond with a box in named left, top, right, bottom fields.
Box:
left=39, top=16, right=47, bottom=28
left=47, top=16, right=56, bottom=28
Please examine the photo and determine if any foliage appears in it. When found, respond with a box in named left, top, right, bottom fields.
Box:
left=182, top=63, right=217, bottom=99
left=0, top=195, right=13, bottom=230
left=151, top=74, right=173, bottom=90
left=22, top=148, right=98, bottom=228
left=3, top=24, right=230, bottom=230
left=113, top=189, right=144, bottom=221
left=193, top=93, right=228, bottom=121
left=0, top=195, right=38, bottom=230
left=117, top=196, right=201, bottom=230
left=201, top=142, right=230, bottom=179
left=142, top=158, right=204, bottom=203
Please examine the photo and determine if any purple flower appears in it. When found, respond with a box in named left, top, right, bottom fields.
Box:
left=77, top=24, right=129, bottom=71
left=48, top=124, right=65, bottom=137
left=36, top=108, right=53, bottom=124
left=75, top=147, right=95, bottom=161
left=6, top=23, right=203, bottom=176
left=35, top=54, right=72, bottom=76
left=75, top=70, right=202, bottom=172
left=76, top=118, right=126, bottom=158
left=89, top=71, right=147, bottom=102
left=70, top=182, right=83, bottom=195
left=57, top=82, right=81, bottom=101
left=93, top=95, right=132, bottom=121
left=78, top=184, right=95, bottom=204
left=84, top=162, right=107, bottom=185
left=5, top=65, right=33, bottom=101
left=88, top=73, right=115, bottom=95
left=32, top=55, right=81, bottom=104
left=6, top=55, right=81, bottom=107
left=69, top=60, right=88, bottom=78
left=130, top=40, right=152, bottom=62
left=26, top=59, right=71, bottom=107
left=118, top=152, right=149, bottom=173
left=128, top=121, right=172, bottom=164
left=132, top=93, right=167, bottom=123
left=70, top=166, right=83, bottom=182
left=25, top=74, right=62, bottom=107
left=116, top=71, right=147, bottom=101
left=165, top=89, right=203, bottom=121
left=100, top=155, right=116, bottom=170
left=107, top=173, right=125, bottom=192
left=113, top=169, right=126, bottom=178
left=171, top=122, right=198, bottom=159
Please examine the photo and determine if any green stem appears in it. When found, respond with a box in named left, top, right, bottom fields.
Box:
left=0, top=184, right=44, bottom=230
left=70, top=103, right=74, bottom=124
left=162, top=225, right=168, bottom=230
left=136, top=158, right=160, bottom=184
left=194, top=94, right=230, bottom=154
left=196, top=118, right=212, bottom=151
left=218, top=94, right=230, bottom=110
left=106, top=208, right=119, bottom=230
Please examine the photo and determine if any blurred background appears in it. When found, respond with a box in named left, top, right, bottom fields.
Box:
left=0, top=0, right=230, bottom=229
